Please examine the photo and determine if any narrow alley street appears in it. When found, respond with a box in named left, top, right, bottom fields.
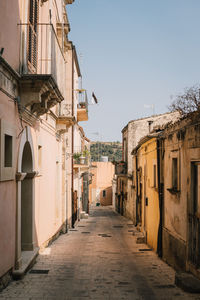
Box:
left=0, top=206, right=199, bottom=300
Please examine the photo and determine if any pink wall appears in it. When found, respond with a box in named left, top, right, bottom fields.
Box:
left=0, top=92, right=19, bottom=277
left=0, top=181, right=16, bottom=277
left=0, top=0, right=20, bottom=71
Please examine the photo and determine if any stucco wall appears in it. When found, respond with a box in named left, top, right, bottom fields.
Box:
left=122, top=112, right=179, bottom=226
left=0, top=89, right=19, bottom=277
left=127, top=112, right=179, bottom=174
left=0, top=1, right=20, bottom=72
left=163, top=120, right=200, bottom=271
left=34, top=122, right=63, bottom=246
left=137, top=138, right=160, bottom=251
left=89, top=162, right=114, bottom=206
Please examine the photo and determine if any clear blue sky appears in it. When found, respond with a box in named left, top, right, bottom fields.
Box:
left=67, top=0, right=200, bottom=142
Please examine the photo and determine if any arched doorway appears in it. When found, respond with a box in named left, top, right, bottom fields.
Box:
left=21, top=141, right=33, bottom=250
left=15, top=126, right=36, bottom=271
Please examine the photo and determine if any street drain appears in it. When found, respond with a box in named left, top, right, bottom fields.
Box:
left=128, top=230, right=134, bottom=232
left=69, top=229, right=78, bottom=231
left=81, top=232, right=90, bottom=234
left=29, top=269, right=49, bottom=274
left=139, top=248, right=152, bottom=251
left=78, top=225, right=86, bottom=227
left=98, top=233, right=112, bottom=238
left=113, top=225, right=123, bottom=228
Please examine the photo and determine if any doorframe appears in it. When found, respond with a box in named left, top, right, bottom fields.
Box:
left=187, top=160, right=200, bottom=274
left=15, top=126, right=36, bottom=269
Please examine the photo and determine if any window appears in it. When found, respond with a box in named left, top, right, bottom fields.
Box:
left=172, top=158, right=178, bottom=189
left=0, top=119, right=15, bottom=181
left=103, top=190, right=106, bottom=197
left=4, top=134, right=12, bottom=167
left=28, top=0, right=39, bottom=72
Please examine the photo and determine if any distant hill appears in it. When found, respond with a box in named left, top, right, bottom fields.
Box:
left=90, top=141, right=122, bottom=162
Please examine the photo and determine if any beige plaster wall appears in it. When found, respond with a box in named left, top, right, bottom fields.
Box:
left=34, top=121, right=63, bottom=246
left=163, top=120, right=200, bottom=271
left=89, top=162, right=114, bottom=206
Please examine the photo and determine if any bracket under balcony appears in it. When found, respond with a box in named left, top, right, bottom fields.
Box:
left=56, top=115, right=75, bottom=134
left=19, top=74, right=64, bottom=117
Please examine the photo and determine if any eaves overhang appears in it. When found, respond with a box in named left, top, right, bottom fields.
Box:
left=64, top=0, right=74, bottom=5
left=131, top=132, right=163, bottom=155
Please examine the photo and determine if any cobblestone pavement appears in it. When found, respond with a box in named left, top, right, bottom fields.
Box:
left=1, top=206, right=200, bottom=300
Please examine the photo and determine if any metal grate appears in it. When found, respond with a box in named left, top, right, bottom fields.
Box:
left=29, top=269, right=49, bottom=274
left=98, top=233, right=112, bottom=238
left=81, top=232, right=90, bottom=234
left=139, top=248, right=152, bottom=251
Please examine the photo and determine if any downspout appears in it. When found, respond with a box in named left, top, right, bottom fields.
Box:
left=71, top=46, right=74, bottom=227
left=135, top=153, right=139, bottom=225
left=157, top=137, right=163, bottom=257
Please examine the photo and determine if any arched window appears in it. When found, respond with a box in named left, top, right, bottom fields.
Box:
left=28, top=0, right=39, bottom=73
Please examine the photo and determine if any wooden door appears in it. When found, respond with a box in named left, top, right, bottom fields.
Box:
left=189, top=162, right=200, bottom=266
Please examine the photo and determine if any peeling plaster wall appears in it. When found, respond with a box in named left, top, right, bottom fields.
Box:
left=163, top=120, right=200, bottom=271
left=122, top=112, right=179, bottom=224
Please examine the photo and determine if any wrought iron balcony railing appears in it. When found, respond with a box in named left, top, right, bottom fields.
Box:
left=76, top=89, right=88, bottom=122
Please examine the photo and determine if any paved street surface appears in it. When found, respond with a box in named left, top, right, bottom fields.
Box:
left=1, top=206, right=200, bottom=300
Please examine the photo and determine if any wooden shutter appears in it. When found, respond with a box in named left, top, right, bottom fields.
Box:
left=28, top=0, right=39, bottom=73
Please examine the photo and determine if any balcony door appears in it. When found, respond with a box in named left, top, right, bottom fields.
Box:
left=28, top=0, right=39, bottom=73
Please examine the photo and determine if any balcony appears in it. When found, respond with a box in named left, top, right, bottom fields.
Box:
left=76, top=89, right=88, bottom=122
left=19, top=23, right=65, bottom=116
left=114, top=161, right=127, bottom=175
left=73, top=151, right=90, bottom=171
left=56, top=104, right=75, bottom=133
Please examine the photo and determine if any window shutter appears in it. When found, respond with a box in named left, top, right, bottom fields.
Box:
left=28, top=0, right=39, bottom=73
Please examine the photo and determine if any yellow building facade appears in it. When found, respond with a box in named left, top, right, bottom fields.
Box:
left=134, top=136, right=160, bottom=252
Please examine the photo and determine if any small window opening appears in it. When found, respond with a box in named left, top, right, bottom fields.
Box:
left=172, top=158, right=178, bottom=189
left=103, top=190, right=106, bottom=197
left=4, top=134, right=12, bottom=167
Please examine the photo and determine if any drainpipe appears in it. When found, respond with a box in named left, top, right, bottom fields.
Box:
left=157, top=138, right=163, bottom=257
left=71, top=46, right=75, bottom=227
left=135, top=153, right=139, bottom=225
